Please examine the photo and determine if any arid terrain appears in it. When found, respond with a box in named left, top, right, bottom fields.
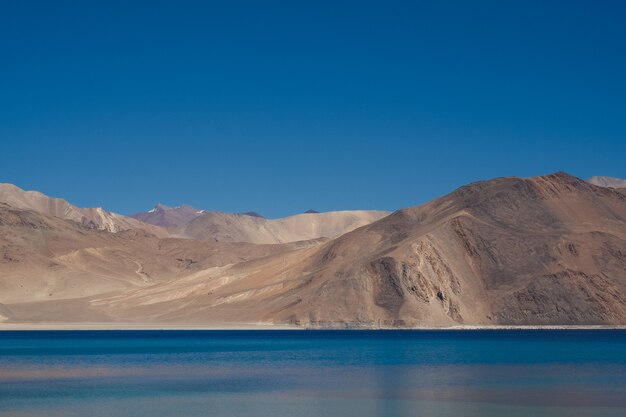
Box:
left=1, top=173, right=625, bottom=328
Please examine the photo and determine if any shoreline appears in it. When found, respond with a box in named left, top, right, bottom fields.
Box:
left=2, top=322, right=626, bottom=331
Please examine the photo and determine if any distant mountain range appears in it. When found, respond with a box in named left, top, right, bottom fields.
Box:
left=173, top=209, right=389, bottom=244
left=0, top=183, right=388, bottom=244
left=128, top=204, right=387, bottom=244
left=0, top=173, right=625, bottom=328
left=587, top=176, right=626, bottom=189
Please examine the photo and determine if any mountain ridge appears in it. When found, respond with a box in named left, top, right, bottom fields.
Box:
left=175, top=209, right=391, bottom=244
left=0, top=183, right=166, bottom=236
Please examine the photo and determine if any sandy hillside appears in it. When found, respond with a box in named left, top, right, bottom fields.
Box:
left=0, top=203, right=315, bottom=319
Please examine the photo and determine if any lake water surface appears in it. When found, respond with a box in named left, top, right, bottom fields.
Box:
left=1, top=330, right=626, bottom=417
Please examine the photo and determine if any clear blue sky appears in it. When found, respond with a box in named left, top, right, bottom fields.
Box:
left=1, top=1, right=625, bottom=218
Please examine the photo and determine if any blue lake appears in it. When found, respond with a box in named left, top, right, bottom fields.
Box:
left=1, top=330, right=626, bottom=417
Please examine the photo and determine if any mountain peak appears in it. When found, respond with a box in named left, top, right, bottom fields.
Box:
left=132, top=203, right=204, bottom=228
left=304, top=209, right=320, bottom=214
left=148, top=203, right=171, bottom=213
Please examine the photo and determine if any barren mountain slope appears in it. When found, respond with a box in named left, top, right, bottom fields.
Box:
left=0, top=203, right=312, bottom=322
left=93, top=173, right=626, bottom=327
left=176, top=210, right=391, bottom=244
left=0, top=183, right=166, bottom=235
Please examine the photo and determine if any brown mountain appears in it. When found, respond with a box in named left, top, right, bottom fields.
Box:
left=0, top=202, right=313, bottom=321
left=0, top=183, right=165, bottom=235
left=1, top=172, right=625, bottom=328
left=175, top=210, right=391, bottom=244
left=132, top=203, right=387, bottom=243
left=131, top=203, right=204, bottom=228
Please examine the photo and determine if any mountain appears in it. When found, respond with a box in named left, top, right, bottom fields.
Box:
left=1, top=172, right=625, bottom=328
left=239, top=211, right=265, bottom=218
left=175, top=210, right=391, bottom=244
left=587, top=176, right=626, bottom=188
left=133, top=203, right=386, bottom=243
left=0, top=202, right=312, bottom=317
left=76, top=172, right=626, bottom=327
left=131, top=203, right=204, bottom=228
left=0, top=183, right=165, bottom=235
left=260, top=171, right=626, bottom=327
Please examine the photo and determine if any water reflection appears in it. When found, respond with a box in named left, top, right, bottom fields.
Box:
left=2, top=330, right=626, bottom=417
